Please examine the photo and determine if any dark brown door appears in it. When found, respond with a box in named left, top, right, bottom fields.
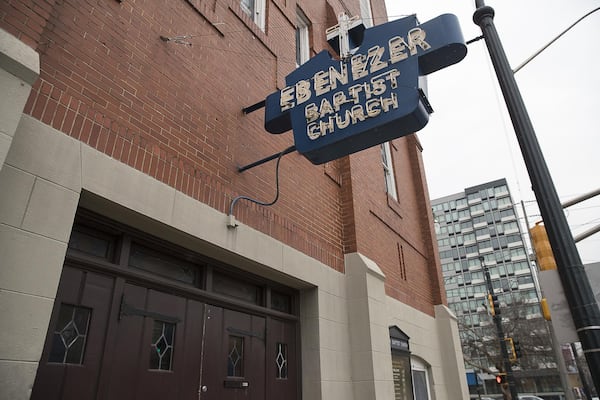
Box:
left=32, top=266, right=299, bottom=400
left=199, top=305, right=298, bottom=400
left=266, top=317, right=298, bottom=399
left=31, top=266, right=115, bottom=400
left=32, top=266, right=205, bottom=400
left=200, top=305, right=266, bottom=400
left=98, top=282, right=204, bottom=400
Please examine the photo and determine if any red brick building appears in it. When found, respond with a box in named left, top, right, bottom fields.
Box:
left=0, top=1, right=467, bottom=399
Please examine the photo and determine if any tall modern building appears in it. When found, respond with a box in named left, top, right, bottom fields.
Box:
left=431, top=178, right=563, bottom=398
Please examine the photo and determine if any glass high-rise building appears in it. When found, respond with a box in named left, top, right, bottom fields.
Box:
left=431, top=178, right=563, bottom=398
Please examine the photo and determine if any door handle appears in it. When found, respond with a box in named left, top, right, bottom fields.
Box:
left=201, top=385, right=208, bottom=393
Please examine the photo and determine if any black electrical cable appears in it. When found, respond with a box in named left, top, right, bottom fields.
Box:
left=228, top=145, right=295, bottom=218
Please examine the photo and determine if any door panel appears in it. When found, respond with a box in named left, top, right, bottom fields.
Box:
left=200, top=305, right=267, bottom=400
left=32, top=268, right=205, bottom=400
left=31, top=266, right=115, bottom=400
left=101, top=283, right=145, bottom=399
left=180, top=299, right=206, bottom=399
left=135, top=288, right=202, bottom=400
left=103, top=283, right=204, bottom=400
left=267, top=317, right=298, bottom=399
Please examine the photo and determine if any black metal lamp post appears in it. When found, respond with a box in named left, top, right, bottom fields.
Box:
left=480, top=256, right=518, bottom=399
left=473, top=1, right=600, bottom=392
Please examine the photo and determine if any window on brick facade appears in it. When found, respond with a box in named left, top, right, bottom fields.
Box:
left=381, top=142, right=397, bottom=200
left=241, top=0, right=266, bottom=30
left=296, top=8, right=310, bottom=66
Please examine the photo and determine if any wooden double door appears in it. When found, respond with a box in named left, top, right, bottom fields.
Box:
left=32, top=266, right=297, bottom=400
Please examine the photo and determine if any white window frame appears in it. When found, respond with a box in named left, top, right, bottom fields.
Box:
left=296, top=9, right=310, bottom=66
left=359, top=0, right=373, bottom=27
left=381, top=142, right=397, bottom=200
left=241, top=0, right=266, bottom=31
left=411, top=358, right=432, bottom=400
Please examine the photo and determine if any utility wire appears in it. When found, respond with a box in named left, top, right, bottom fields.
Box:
left=228, top=145, right=294, bottom=219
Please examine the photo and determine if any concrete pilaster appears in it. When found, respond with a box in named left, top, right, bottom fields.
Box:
left=345, top=252, right=395, bottom=399
left=0, top=29, right=39, bottom=172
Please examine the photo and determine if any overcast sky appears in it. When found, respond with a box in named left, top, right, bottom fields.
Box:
left=382, top=0, right=600, bottom=264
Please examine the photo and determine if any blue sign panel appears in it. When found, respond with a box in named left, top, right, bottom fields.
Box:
left=466, top=372, right=479, bottom=386
left=264, top=14, right=467, bottom=165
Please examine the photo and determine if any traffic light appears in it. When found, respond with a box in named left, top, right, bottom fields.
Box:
left=506, top=337, right=516, bottom=361
left=488, top=293, right=501, bottom=316
left=530, top=222, right=557, bottom=271
left=540, top=298, right=552, bottom=321
left=514, top=340, right=522, bottom=358
left=487, top=294, right=494, bottom=315
left=495, top=373, right=506, bottom=384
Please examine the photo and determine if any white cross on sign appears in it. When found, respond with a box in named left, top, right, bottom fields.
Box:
left=326, top=13, right=363, bottom=59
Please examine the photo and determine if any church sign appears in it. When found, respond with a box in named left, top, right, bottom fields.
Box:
left=264, top=14, right=467, bottom=165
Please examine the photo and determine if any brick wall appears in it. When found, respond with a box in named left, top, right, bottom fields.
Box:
left=1, top=0, right=446, bottom=314
left=0, top=0, right=56, bottom=49
left=346, top=134, right=445, bottom=315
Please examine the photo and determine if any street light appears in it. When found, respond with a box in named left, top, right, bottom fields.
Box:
left=473, top=1, right=600, bottom=393
left=513, top=7, right=600, bottom=73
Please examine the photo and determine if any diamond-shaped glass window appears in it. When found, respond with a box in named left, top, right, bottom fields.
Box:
left=276, top=343, right=288, bottom=379
left=48, top=304, right=91, bottom=364
left=150, top=320, right=175, bottom=371
left=227, top=336, right=244, bottom=377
